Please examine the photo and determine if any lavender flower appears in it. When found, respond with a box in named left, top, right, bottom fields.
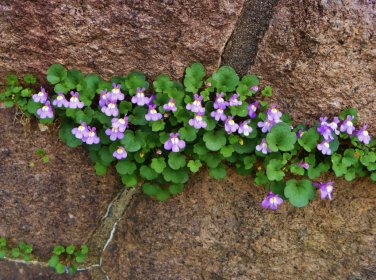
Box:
left=296, top=129, right=304, bottom=138
left=52, top=93, right=69, bottom=108
left=99, top=89, right=110, bottom=107
left=32, top=87, right=48, bottom=103
left=111, top=116, right=128, bottom=132
left=214, top=93, right=229, bottom=110
left=296, top=161, right=310, bottom=170
left=188, top=113, right=207, bottom=129
left=238, top=120, right=253, bottom=136
left=225, top=116, right=239, bottom=134
left=261, top=192, right=283, bottom=210
left=105, top=126, right=124, bottom=141
left=257, top=119, right=275, bottom=133
left=356, top=125, right=371, bottom=145
left=328, top=117, right=340, bottom=135
left=72, top=122, right=88, bottom=140
left=248, top=101, right=259, bottom=118
left=113, top=146, right=127, bottom=160
left=250, top=85, right=259, bottom=92
left=267, top=105, right=282, bottom=122
left=317, top=140, right=332, bottom=155
left=163, top=98, right=177, bottom=112
left=68, top=91, right=84, bottom=109
left=210, top=108, right=227, bottom=121
left=317, top=117, right=338, bottom=141
left=186, top=94, right=205, bottom=113
left=229, top=94, right=242, bottom=106
left=314, top=181, right=334, bottom=200
left=131, top=87, right=149, bottom=106
left=164, top=133, right=186, bottom=152
left=145, top=105, right=162, bottom=121
left=110, top=83, right=124, bottom=101
left=256, top=138, right=270, bottom=154
left=84, top=127, right=100, bottom=145
left=101, top=101, right=119, bottom=117
left=36, top=101, right=54, bottom=119
left=340, top=115, right=355, bottom=135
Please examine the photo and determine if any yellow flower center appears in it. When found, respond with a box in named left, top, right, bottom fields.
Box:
left=229, top=119, right=234, bottom=125
left=108, top=103, right=115, bottom=108
left=38, top=91, right=44, bottom=96
left=271, top=108, right=278, bottom=113
left=119, top=119, right=125, bottom=124
left=326, top=185, right=333, bottom=192
left=346, top=121, right=353, bottom=127
left=196, top=115, right=202, bottom=121
left=89, top=131, right=95, bottom=137
left=112, top=127, right=118, bottom=132
left=324, top=142, right=330, bottom=148
left=137, top=92, right=144, bottom=97
left=363, top=130, right=369, bottom=135
left=270, top=197, right=277, bottom=204
left=78, top=126, right=85, bottom=131
left=217, top=97, right=224, bottom=103
left=117, top=148, right=124, bottom=154
left=168, top=102, right=174, bottom=107
left=112, top=88, right=119, bottom=94
left=193, top=100, right=200, bottom=106
left=42, top=105, right=49, bottom=111
left=251, top=105, right=256, bottom=111
left=102, top=94, right=107, bottom=99
left=71, top=96, right=78, bottom=102
left=171, top=137, right=179, bottom=144
left=150, top=109, right=157, bottom=114
left=218, top=109, right=223, bottom=113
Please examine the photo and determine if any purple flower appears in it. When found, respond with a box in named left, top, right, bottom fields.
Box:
left=110, top=83, right=124, bottom=101
left=131, top=88, right=149, bottom=106
left=248, top=101, right=259, bottom=118
left=317, top=117, right=334, bottom=141
left=250, top=85, right=259, bottom=92
left=214, top=93, right=229, bottom=110
left=68, top=91, right=84, bottom=109
left=188, top=113, right=207, bottom=129
left=356, top=125, right=371, bottom=144
left=261, top=192, right=283, bottom=210
left=163, top=98, right=177, bottom=112
left=238, top=120, right=253, bottom=136
left=210, top=108, right=227, bottom=121
left=225, top=116, right=239, bottom=134
left=267, top=105, right=282, bottom=122
left=52, top=93, right=69, bottom=108
left=229, top=94, right=242, bottom=106
left=32, top=87, right=48, bottom=103
left=101, top=101, right=119, bottom=117
left=72, top=122, right=88, bottom=140
left=113, top=146, right=127, bottom=160
left=340, top=115, right=355, bottom=135
left=296, top=129, right=304, bottom=139
left=105, top=126, right=124, bottom=141
left=317, top=140, right=332, bottom=155
left=145, top=105, right=162, bottom=121
left=164, top=133, right=186, bottom=152
left=99, top=89, right=110, bottom=107
left=186, top=94, right=205, bottom=113
left=257, top=119, right=275, bottom=133
left=256, top=138, right=270, bottom=154
left=296, top=161, right=310, bottom=170
left=314, top=181, right=334, bottom=200
left=36, top=101, right=54, bottom=119
left=328, top=117, right=340, bottom=135
left=111, top=116, right=128, bottom=132
left=83, top=127, right=100, bottom=145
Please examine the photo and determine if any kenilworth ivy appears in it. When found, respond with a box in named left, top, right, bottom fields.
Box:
left=1, top=63, right=375, bottom=209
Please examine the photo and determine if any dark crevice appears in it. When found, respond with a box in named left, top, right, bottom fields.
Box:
left=221, top=0, right=280, bottom=76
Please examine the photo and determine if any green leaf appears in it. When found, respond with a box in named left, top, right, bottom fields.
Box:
left=4, top=101, right=14, bottom=108
left=75, top=252, right=85, bottom=263
left=284, top=179, right=315, bottom=207
left=0, top=250, right=6, bottom=259
left=212, top=66, right=239, bottom=92
left=169, top=183, right=184, bottom=195
left=21, top=88, right=32, bottom=97
left=116, top=160, right=137, bottom=175
left=153, top=74, right=173, bottom=93
left=168, top=153, right=186, bottom=170
left=209, top=163, right=226, bottom=180
left=129, top=106, right=148, bottom=126
left=121, top=174, right=138, bottom=188
left=220, top=145, right=234, bottom=158
left=55, top=263, right=66, bottom=274
left=203, top=130, right=227, bottom=151
left=155, top=189, right=171, bottom=201
left=140, top=166, right=159, bottom=180
left=183, top=63, right=206, bottom=93
left=59, top=122, right=82, bottom=148
left=118, top=101, right=132, bottom=114
left=179, top=125, right=197, bottom=142
left=203, top=153, right=223, bottom=168
left=255, top=172, right=268, bottom=186
left=151, top=120, right=165, bottom=132
left=151, top=158, right=167, bottom=174
left=53, top=245, right=65, bottom=256
left=124, top=71, right=149, bottom=95
left=47, top=64, right=67, bottom=84
left=48, top=255, right=60, bottom=267
left=266, top=123, right=297, bottom=152
left=68, top=266, right=77, bottom=275
left=142, top=183, right=159, bottom=196
left=261, top=85, right=272, bottom=97
left=81, top=245, right=89, bottom=255
left=7, top=74, right=19, bottom=86
left=27, top=100, right=42, bottom=114
left=66, top=245, right=75, bottom=255
left=11, top=248, right=20, bottom=258
left=339, top=108, right=358, bottom=122
left=23, top=74, right=37, bottom=84
left=163, top=167, right=189, bottom=184
left=187, top=160, right=202, bottom=173
left=298, top=128, right=319, bottom=152
left=120, top=131, right=141, bottom=152
left=290, top=164, right=305, bottom=175
left=371, top=172, right=376, bottom=182
left=266, top=159, right=285, bottom=181
left=243, top=155, right=256, bottom=170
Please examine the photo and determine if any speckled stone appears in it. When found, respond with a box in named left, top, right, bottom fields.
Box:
left=0, top=108, right=121, bottom=257
left=0, top=0, right=244, bottom=81
left=102, top=169, right=376, bottom=279
left=251, top=0, right=376, bottom=133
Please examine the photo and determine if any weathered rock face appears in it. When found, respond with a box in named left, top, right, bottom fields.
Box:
left=0, top=108, right=121, bottom=257
left=102, top=170, right=376, bottom=280
left=251, top=0, right=376, bottom=133
left=0, top=0, right=244, bottom=81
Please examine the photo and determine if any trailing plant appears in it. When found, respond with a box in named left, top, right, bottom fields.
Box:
left=48, top=244, right=88, bottom=275
left=1, top=63, right=375, bottom=210
left=0, top=236, right=33, bottom=261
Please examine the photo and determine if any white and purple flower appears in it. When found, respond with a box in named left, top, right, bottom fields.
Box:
left=340, top=115, right=355, bottom=135
left=111, top=116, right=128, bottom=132
left=36, top=101, right=54, bottom=119
left=131, top=87, right=149, bottom=106
left=68, top=91, right=84, bottom=109
left=101, top=100, right=119, bottom=117
left=261, top=192, right=283, bottom=210
left=72, top=122, right=88, bottom=140
left=356, top=125, right=371, bottom=145
left=238, top=120, right=253, bottom=136
left=210, top=108, right=227, bottom=122
left=225, top=116, right=239, bottom=134
left=256, top=138, right=270, bottom=154
left=105, top=126, right=124, bottom=141
left=214, top=93, right=229, bottom=110
left=296, top=161, right=310, bottom=170
left=32, top=87, right=48, bottom=104
left=145, top=104, right=162, bottom=121
left=113, top=146, right=127, bottom=160
left=163, top=98, right=177, bottom=112
left=257, top=119, right=275, bottom=133
left=188, top=113, right=207, bottom=129
left=84, top=126, right=100, bottom=145
left=250, top=85, right=259, bottom=92
left=248, top=101, right=259, bottom=119
left=186, top=94, right=205, bottom=114
left=164, top=133, right=186, bottom=152
left=267, top=105, right=282, bottom=122
left=317, top=140, right=332, bottom=155
left=99, top=90, right=110, bottom=107
left=314, top=181, right=334, bottom=200
left=229, top=93, right=242, bottom=106
left=52, top=93, right=69, bottom=108
left=110, top=83, right=124, bottom=101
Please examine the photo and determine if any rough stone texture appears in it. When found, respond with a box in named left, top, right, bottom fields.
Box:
left=102, top=170, right=376, bottom=280
left=0, top=0, right=244, bottom=82
left=0, top=261, right=91, bottom=280
left=251, top=0, right=376, bottom=133
left=0, top=108, right=121, bottom=257
left=221, top=0, right=279, bottom=76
